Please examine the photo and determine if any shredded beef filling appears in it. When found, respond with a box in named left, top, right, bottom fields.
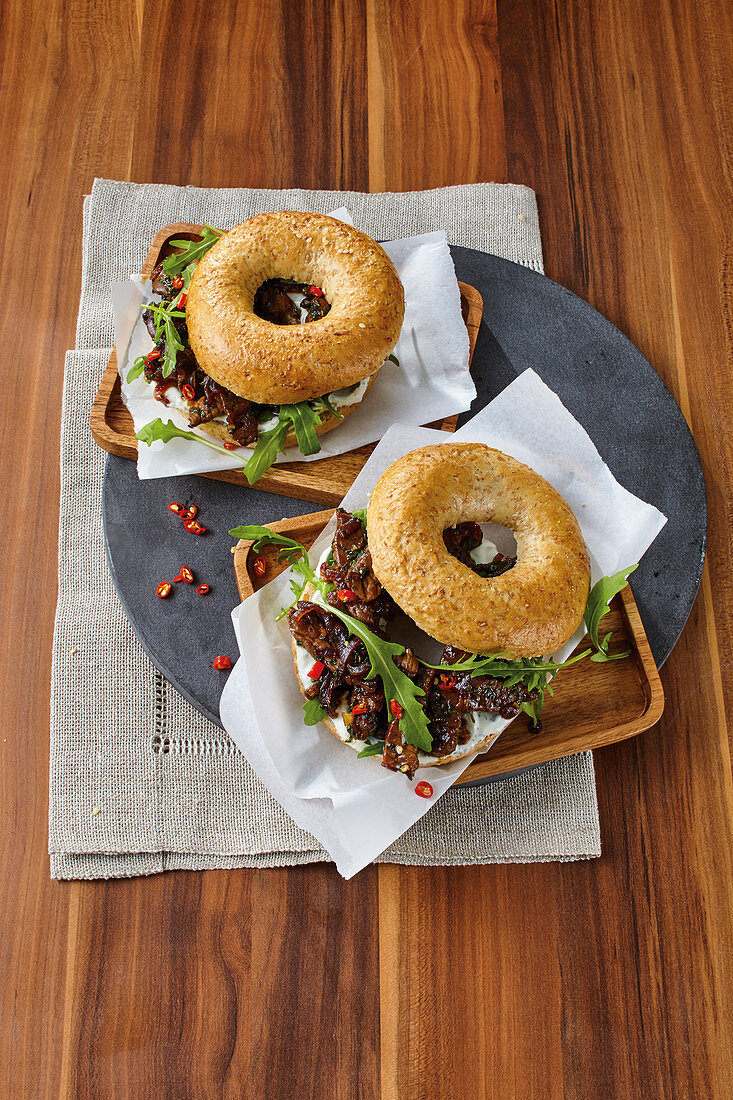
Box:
left=141, top=264, right=330, bottom=445
left=443, top=521, right=517, bottom=577
left=287, top=508, right=537, bottom=779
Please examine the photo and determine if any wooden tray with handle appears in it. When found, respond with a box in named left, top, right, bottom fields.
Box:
left=90, top=223, right=483, bottom=508
left=232, top=510, right=665, bottom=786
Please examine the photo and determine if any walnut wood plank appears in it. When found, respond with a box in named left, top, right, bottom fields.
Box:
left=232, top=509, right=663, bottom=781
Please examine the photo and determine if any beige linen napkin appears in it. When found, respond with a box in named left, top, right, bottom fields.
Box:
left=49, top=180, right=600, bottom=879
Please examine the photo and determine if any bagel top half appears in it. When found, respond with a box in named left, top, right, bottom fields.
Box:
left=187, top=211, right=405, bottom=405
left=367, top=443, right=591, bottom=657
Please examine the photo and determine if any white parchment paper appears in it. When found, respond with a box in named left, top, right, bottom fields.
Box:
left=111, top=207, right=474, bottom=479
left=219, top=370, right=667, bottom=878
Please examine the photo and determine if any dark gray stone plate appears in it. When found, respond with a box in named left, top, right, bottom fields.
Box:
left=104, top=246, right=706, bottom=784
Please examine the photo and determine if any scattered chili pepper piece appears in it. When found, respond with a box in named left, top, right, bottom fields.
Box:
left=156, top=581, right=172, bottom=598
left=146, top=347, right=161, bottom=362
left=168, top=502, right=184, bottom=514
left=182, top=504, right=198, bottom=519
left=177, top=292, right=188, bottom=309
left=196, top=583, right=210, bottom=595
left=223, top=441, right=238, bottom=450
left=309, top=285, right=324, bottom=297
left=336, top=588, right=356, bottom=602
left=180, top=383, right=196, bottom=401
left=171, top=275, right=184, bottom=290
left=172, top=573, right=183, bottom=583
left=438, top=674, right=456, bottom=690
left=351, top=701, right=367, bottom=716
left=213, top=655, right=231, bottom=670
left=183, top=519, right=206, bottom=534
left=308, top=660, right=325, bottom=680
left=415, top=781, right=434, bottom=799
left=390, top=700, right=404, bottom=719
left=252, top=557, right=267, bottom=578
left=180, top=566, right=194, bottom=584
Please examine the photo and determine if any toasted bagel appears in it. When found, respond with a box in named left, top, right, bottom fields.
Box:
left=367, top=443, right=590, bottom=656
left=187, top=211, right=404, bottom=406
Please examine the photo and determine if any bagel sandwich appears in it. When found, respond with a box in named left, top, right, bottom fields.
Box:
left=235, top=444, right=635, bottom=781
left=128, top=213, right=404, bottom=480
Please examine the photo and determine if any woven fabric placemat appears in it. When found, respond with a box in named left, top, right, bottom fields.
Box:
left=49, top=180, right=600, bottom=879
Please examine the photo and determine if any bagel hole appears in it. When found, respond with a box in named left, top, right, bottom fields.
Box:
left=253, top=278, right=330, bottom=325
left=443, top=521, right=517, bottom=575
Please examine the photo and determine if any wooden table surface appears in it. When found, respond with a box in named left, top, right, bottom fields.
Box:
left=2, top=2, right=731, bottom=1096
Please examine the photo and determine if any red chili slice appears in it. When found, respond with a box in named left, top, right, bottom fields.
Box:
left=438, top=674, right=456, bottom=690
left=213, top=655, right=232, bottom=670
left=182, top=504, right=198, bottom=519
left=337, top=588, right=356, bottom=602
left=196, top=583, right=210, bottom=595
left=183, top=519, right=206, bottom=534
left=180, top=383, right=196, bottom=401
left=351, top=701, right=367, bottom=715
left=390, top=700, right=403, bottom=719
left=223, top=442, right=238, bottom=450
left=309, top=285, right=324, bottom=297
left=156, top=582, right=172, bottom=598
left=168, top=502, right=184, bottom=514
left=146, top=348, right=161, bottom=361
left=253, top=557, right=267, bottom=577
left=172, top=573, right=183, bottom=583
left=179, top=566, right=194, bottom=584
left=177, top=292, right=188, bottom=309
left=308, top=660, right=325, bottom=680
left=171, top=275, right=184, bottom=290
left=415, top=781, right=434, bottom=799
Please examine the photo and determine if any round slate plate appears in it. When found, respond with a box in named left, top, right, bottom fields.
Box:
left=104, top=246, right=707, bottom=771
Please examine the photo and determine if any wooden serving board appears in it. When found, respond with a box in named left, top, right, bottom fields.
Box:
left=90, top=223, right=483, bottom=507
left=232, top=510, right=665, bottom=785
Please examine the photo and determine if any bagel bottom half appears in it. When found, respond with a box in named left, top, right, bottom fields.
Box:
left=194, top=374, right=378, bottom=449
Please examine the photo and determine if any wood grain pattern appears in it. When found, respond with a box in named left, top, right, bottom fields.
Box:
left=231, top=509, right=664, bottom=780
left=89, top=220, right=483, bottom=506
left=2, top=0, right=732, bottom=1097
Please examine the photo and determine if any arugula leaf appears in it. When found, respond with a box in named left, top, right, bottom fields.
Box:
left=584, top=565, right=637, bottom=656
left=136, top=418, right=245, bottom=463
left=357, top=741, right=384, bottom=758
left=311, top=395, right=344, bottom=421
left=303, top=697, right=327, bottom=726
left=141, top=300, right=186, bottom=377
left=161, top=226, right=222, bottom=277
left=126, top=355, right=146, bottom=383
left=242, top=419, right=290, bottom=484
left=280, top=402, right=322, bottom=456
left=318, top=598, right=432, bottom=752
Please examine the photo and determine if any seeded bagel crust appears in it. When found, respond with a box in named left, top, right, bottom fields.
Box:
left=187, top=211, right=404, bottom=405
left=367, top=443, right=591, bottom=656
left=193, top=374, right=378, bottom=449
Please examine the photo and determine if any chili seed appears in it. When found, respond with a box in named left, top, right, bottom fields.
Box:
left=156, top=582, right=172, bottom=598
